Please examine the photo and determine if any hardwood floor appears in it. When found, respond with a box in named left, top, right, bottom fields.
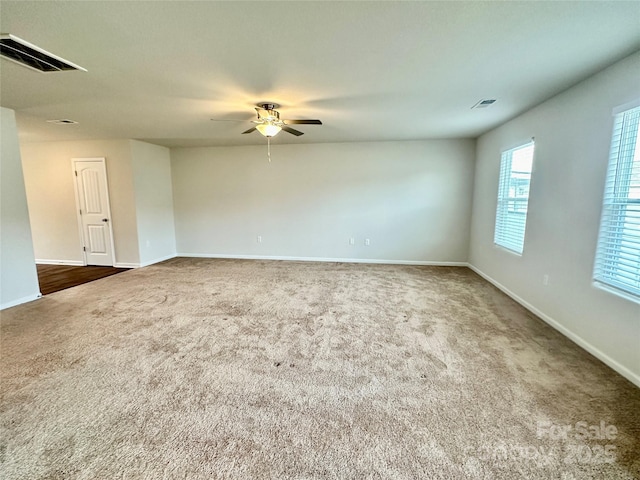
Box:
left=36, top=264, right=131, bottom=295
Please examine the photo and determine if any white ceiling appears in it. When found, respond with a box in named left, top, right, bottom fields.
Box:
left=1, top=1, right=639, bottom=147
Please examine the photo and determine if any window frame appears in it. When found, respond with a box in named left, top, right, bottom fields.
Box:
left=593, top=104, right=640, bottom=301
left=493, top=140, right=535, bottom=255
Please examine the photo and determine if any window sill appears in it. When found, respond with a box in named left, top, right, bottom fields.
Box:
left=493, top=243, right=524, bottom=256
left=593, top=281, right=640, bottom=306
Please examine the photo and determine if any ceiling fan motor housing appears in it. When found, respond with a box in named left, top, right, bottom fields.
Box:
left=257, top=102, right=279, bottom=111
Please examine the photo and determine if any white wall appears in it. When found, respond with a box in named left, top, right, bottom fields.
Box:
left=171, top=140, right=475, bottom=263
left=0, top=107, right=40, bottom=309
left=21, top=140, right=140, bottom=267
left=131, top=140, right=176, bottom=266
left=469, top=52, right=640, bottom=386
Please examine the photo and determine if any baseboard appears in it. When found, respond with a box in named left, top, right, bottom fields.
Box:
left=177, top=253, right=467, bottom=267
left=36, top=258, right=178, bottom=269
left=35, top=259, right=84, bottom=266
left=467, top=264, right=640, bottom=389
left=1, top=293, right=42, bottom=310
left=113, top=262, right=140, bottom=269
left=139, top=253, right=177, bottom=268
left=37, top=259, right=147, bottom=269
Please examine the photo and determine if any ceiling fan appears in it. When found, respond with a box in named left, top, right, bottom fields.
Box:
left=241, top=103, right=322, bottom=138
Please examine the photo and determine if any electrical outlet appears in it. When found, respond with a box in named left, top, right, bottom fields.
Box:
left=365, top=238, right=370, bottom=246
left=543, top=274, right=549, bottom=286
left=145, top=240, right=150, bottom=247
left=349, top=238, right=355, bottom=245
left=257, top=235, right=262, bottom=243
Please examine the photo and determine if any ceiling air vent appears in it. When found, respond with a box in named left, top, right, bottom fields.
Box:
left=0, top=34, right=86, bottom=73
left=472, top=99, right=497, bottom=109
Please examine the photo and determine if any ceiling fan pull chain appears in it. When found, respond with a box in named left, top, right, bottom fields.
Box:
left=267, top=136, right=271, bottom=163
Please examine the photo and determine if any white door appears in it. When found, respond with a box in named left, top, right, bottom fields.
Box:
left=73, top=158, right=115, bottom=266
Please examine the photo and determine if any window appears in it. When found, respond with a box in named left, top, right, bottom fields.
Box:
left=494, top=141, right=535, bottom=254
left=594, top=105, right=640, bottom=299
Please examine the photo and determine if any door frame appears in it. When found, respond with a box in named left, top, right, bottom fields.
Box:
left=71, top=157, right=116, bottom=266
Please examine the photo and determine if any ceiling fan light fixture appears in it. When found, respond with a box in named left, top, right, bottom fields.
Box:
left=256, top=123, right=281, bottom=137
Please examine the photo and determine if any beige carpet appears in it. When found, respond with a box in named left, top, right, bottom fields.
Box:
left=1, top=258, right=638, bottom=479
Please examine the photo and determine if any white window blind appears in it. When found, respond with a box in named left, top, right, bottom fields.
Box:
left=594, top=106, right=640, bottom=299
left=494, top=141, right=535, bottom=254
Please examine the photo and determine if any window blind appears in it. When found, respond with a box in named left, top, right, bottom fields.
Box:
left=594, top=106, right=640, bottom=298
left=494, top=142, right=535, bottom=254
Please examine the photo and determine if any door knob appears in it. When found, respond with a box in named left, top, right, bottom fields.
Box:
left=102, top=218, right=109, bottom=222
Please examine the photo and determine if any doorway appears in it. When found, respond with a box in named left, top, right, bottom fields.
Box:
left=72, top=158, right=116, bottom=266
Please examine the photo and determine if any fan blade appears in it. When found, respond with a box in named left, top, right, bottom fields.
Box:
left=282, top=126, right=304, bottom=136
left=210, top=118, right=250, bottom=122
left=241, top=127, right=257, bottom=134
left=284, top=119, right=322, bottom=125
